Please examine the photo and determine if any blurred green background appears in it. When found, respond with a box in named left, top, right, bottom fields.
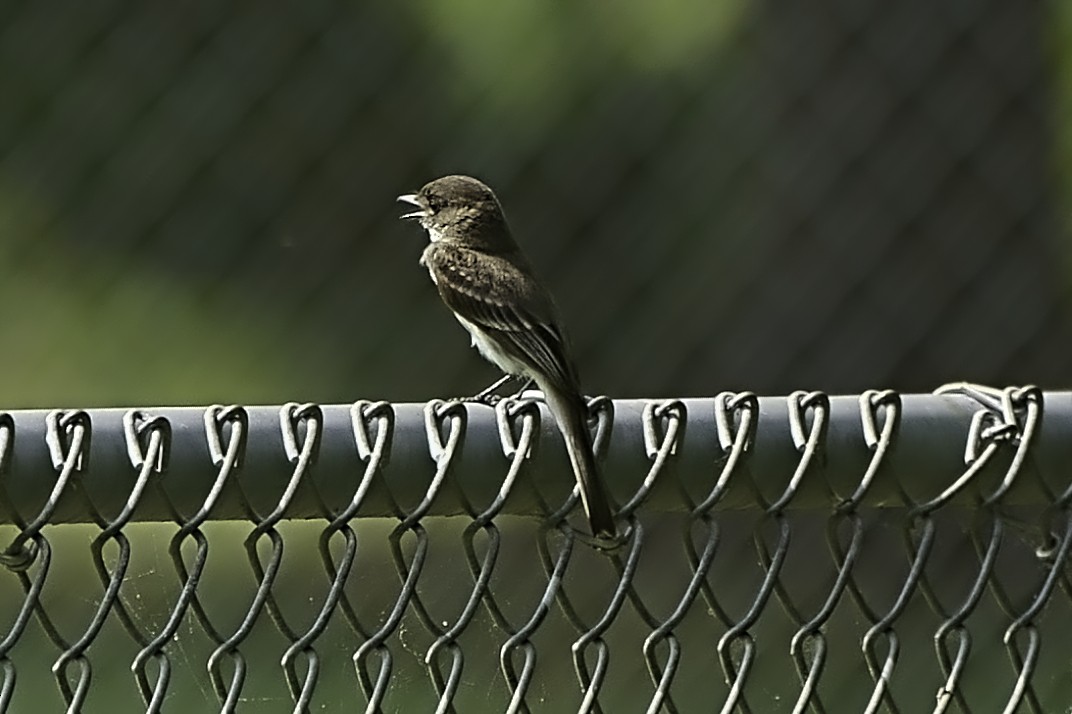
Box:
left=2, top=0, right=1069, bottom=409
left=2, top=0, right=1072, bottom=711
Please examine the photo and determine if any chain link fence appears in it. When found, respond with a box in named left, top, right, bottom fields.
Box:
left=0, top=387, right=1070, bottom=711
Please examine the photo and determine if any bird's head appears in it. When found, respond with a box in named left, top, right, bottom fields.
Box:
left=399, top=175, right=512, bottom=249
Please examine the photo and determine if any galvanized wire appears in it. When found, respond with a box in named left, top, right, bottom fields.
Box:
left=0, top=386, right=1068, bottom=711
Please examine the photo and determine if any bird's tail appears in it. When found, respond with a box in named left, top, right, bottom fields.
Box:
left=540, top=382, right=617, bottom=540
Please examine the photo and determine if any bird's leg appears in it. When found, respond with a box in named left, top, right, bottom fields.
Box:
left=510, top=378, right=536, bottom=398
left=471, top=374, right=515, bottom=404
left=448, top=374, right=519, bottom=406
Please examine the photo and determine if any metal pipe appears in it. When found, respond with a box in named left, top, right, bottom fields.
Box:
left=0, top=387, right=1062, bottom=526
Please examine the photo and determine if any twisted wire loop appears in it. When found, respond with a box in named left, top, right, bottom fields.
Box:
left=642, top=393, right=757, bottom=714
left=0, top=411, right=90, bottom=713
left=791, top=390, right=900, bottom=714
left=1, top=411, right=90, bottom=571
left=527, top=395, right=617, bottom=708
left=0, top=412, right=52, bottom=714
left=568, top=400, right=683, bottom=714
left=352, top=400, right=462, bottom=714
left=324, top=403, right=394, bottom=656
left=861, top=385, right=1036, bottom=714
left=208, top=403, right=322, bottom=712
left=690, top=393, right=759, bottom=649
left=718, top=391, right=827, bottom=714
left=280, top=402, right=393, bottom=714
left=131, top=405, right=248, bottom=712
left=932, top=386, right=1042, bottom=714
left=424, top=398, right=536, bottom=714
left=500, top=397, right=614, bottom=714
left=52, top=410, right=168, bottom=712
left=542, top=395, right=622, bottom=547
left=522, top=397, right=613, bottom=711
left=969, top=386, right=1060, bottom=714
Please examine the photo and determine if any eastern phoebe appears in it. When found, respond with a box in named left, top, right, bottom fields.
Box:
left=399, top=175, right=617, bottom=540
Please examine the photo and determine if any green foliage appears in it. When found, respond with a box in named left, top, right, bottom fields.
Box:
left=0, top=180, right=326, bottom=406
left=415, top=0, right=749, bottom=123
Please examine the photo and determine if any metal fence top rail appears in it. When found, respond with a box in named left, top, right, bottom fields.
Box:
left=0, top=385, right=1060, bottom=529
left=0, top=385, right=1066, bottom=713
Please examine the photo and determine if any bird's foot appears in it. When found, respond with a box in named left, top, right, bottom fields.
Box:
left=473, top=392, right=503, bottom=406
left=447, top=375, right=534, bottom=406
left=445, top=393, right=503, bottom=407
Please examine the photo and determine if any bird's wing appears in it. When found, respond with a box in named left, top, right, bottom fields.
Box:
left=426, top=244, right=580, bottom=392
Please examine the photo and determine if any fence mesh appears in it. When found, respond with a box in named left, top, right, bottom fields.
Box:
left=0, top=388, right=1069, bottom=711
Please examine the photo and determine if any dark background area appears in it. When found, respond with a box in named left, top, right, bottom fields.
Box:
left=1, top=2, right=1071, bottom=710
left=2, top=0, right=1069, bottom=408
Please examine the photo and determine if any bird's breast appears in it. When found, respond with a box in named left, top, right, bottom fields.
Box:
left=419, top=245, right=438, bottom=284
left=454, top=315, right=530, bottom=377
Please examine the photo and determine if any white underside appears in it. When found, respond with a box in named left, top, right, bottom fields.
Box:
left=454, top=314, right=531, bottom=377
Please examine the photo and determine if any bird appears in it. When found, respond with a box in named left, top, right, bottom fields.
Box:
left=398, top=175, right=617, bottom=540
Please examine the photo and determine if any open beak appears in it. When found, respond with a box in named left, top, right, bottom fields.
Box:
left=397, top=194, right=426, bottom=220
